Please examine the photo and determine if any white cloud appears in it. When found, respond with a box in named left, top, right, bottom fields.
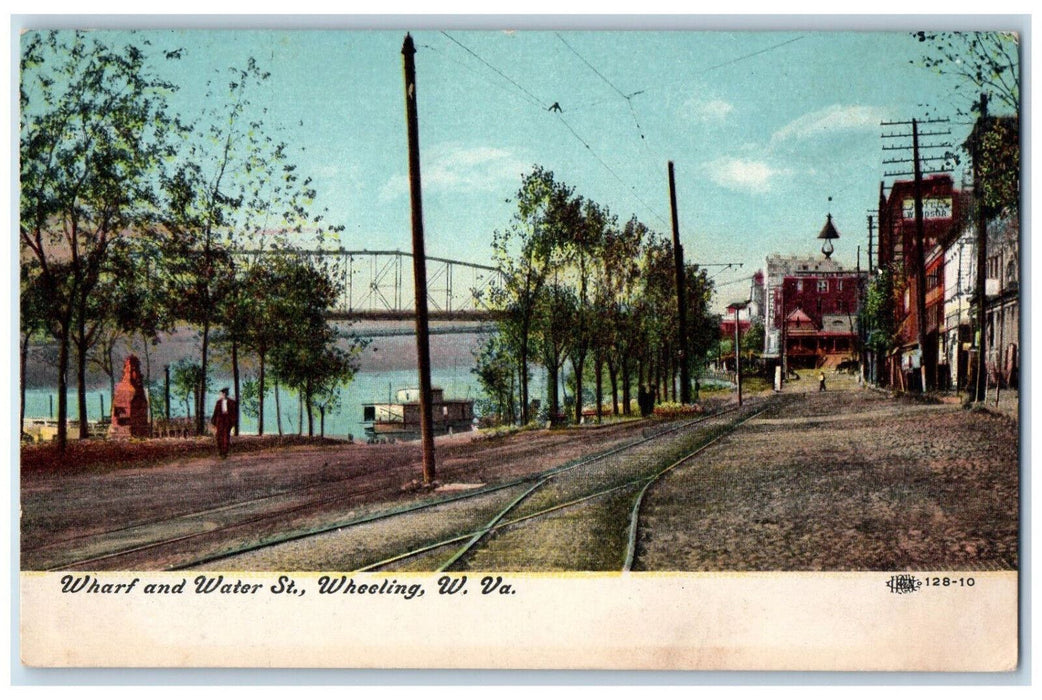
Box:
left=685, top=97, right=734, bottom=123
left=771, top=104, right=890, bottom=144
left=379, top=143, right=527, bottom=203
left=705, top=157, right=789, bottom=193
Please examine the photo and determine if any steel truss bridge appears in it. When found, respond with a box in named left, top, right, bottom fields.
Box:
left=234, top=249, right=504, bottom=322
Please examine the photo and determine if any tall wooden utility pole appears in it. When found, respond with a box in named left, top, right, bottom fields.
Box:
left=973, top=93, right=990, bottom=403
left=911, top=119, right=930, bottom=394
left=881, top=116, right=952, bottom=393
left=866, top=213, right=875, bottom=275
left=402, top=33, right=436, bottom=485
left=668, top=161, right=691, bottom=405
left=733, top=303, right=745, bottom=406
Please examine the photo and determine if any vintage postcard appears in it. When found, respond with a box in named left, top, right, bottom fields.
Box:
left=16, top=20, right=1021, bottom=671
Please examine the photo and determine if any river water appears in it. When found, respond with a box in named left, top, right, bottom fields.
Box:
left=24, top=367, right=483, bottom=440
left=23, top=366, right=558, bottom=439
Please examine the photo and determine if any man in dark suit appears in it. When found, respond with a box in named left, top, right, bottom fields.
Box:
left=211, top=387, right=238, bottom=459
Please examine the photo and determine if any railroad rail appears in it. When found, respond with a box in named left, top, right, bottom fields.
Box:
left=181, top=403, right=755, bottom=571
left=32, top=397, right=782, bottom=573
left=359, top=398, right=782, bottom=573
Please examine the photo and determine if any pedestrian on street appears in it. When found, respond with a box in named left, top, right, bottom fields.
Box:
left=818, top=371, right=827, bottom=392
left=211, top=387, right=238, bottom=459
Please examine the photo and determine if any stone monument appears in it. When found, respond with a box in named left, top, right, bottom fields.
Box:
left=108, top=355, right=149, bottom=439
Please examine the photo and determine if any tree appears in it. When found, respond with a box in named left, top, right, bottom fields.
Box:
left=635, top=234, right=678, bottom=403
left=862, top=266, right=897, bottom=358
left=594, top=216, right=645, bottom=415
left=970, top=114, right=1020, bottom=219
left=20, top=262, right=49, bottom=437
left=740, top=320, right=765, bottom=358
left=490, top=167, right=579, bottom=424
left=160, top=57, right=344, bottom=435
left=562, top=199, right=608, bottom=424
left=685, top=264, right=721, bottom=394
left=472, top=332, right=517, bottom=425
left=602, top=217, right=652, bottom=415
left=533, top=282, right=579, bottom=423
left=20, top=31, right=181, bottom=450
left=239, top=376, right=262, bottom=426
left=170, top=358, right=208, bottom=420
left=915, top=31, right=1019, bottom=117
left=85, top=236, right=173, bottom=405
left=266, top=257, right=363, bottom=437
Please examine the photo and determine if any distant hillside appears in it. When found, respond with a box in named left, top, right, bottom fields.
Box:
left=21, top=322, right=489, bottom=390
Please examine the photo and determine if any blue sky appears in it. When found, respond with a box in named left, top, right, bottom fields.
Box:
left=21, top=27, right=1011, bottom=309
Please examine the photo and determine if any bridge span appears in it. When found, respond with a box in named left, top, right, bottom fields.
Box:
left=235, top=249, right=503, bottom=321
left=337, top=320, right=497, bottom=338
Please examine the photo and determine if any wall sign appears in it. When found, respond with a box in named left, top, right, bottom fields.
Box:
left=902, top=197, right=952, bottom=220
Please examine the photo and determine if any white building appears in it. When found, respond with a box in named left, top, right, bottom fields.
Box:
left=761, top=253, right=843, bottom=358
left=942, top=227, right=976, bottom=390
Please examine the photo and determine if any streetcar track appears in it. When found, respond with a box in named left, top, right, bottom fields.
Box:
left=623, top=403, right=775, bottom=572
left=180, top=402, right=758, bottom=572
left=25, top=420, right=654, bottom=562
left=24, top=474, right=400, bottom=557
left=381, top=398, right=782, bottom=572
left=32, top=416, right=665, bottom=568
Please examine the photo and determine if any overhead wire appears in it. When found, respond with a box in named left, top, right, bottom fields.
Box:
left=430, top=32, right=807, bottom=236
left=698, top=35, right=805, bottom=75
left=421, top=41, right=538, bottom=109
left=554, top=32, right=648, bottom=146
left=440, top=31, right=546, bottom=110
left=436, top=31, right=670, bottom=229
left=714, top=273, right=756, bottom=288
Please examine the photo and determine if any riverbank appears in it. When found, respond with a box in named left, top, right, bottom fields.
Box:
left=20, top=434, right=348, bottom=473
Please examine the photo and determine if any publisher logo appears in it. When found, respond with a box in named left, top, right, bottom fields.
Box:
left=885, top=574, right=923, bottom=594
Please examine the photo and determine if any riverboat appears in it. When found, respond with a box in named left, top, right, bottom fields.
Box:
left=362, top=387, right=474, bottom=441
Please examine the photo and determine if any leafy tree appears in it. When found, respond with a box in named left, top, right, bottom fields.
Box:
left=20, top=262, right=49, bottom=436
left=85, top=236, right=174, bottom=403
left=685, top=264, right=721, bottom=397
left=20, top=31, right=180, bottom=449
left=915, top=31, right=1019, bottom=117
left=861, top=266, right=897, bottom=357
left=160, top=57, right=344, bottom=435
left=266, top=258, right=363, bottom=437
left=170, top=358, right=208, bottom=420
left=232, top=261, right=280, bottom=434
left=313, top=382, right=345, bottom=439
left=486, top=167, right=723, bottom=423
left=596, top=216, right=645, bottom=415
left=916, top=32, right=1020, bottom=216
left=533, top=282, right=578, bottom=423
left=970, top=115, right=1020, bottom=218
left=472, top=332, right=517, bottom=425
left=239, top=377, right=262, bottom=423
left=563, top=199, right=609, bottom=423
left=740, top=320, right=765, bottom=358
left=635, top=234, right=678, bottom=403
left=490, top=166, right=579, bottom=424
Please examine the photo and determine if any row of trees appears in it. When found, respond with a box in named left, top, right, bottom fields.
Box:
left=19, top=32, right=361, bottom=451
left=474, top=167, right=719, bottom=426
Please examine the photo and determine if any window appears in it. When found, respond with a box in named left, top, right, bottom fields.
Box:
left=837, top=280, right=843, bottom=291
left=817, top=280, right=828, bottom=293
left=796, top=280, right=803, bottom=292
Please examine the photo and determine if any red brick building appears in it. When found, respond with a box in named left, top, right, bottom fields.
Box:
left=878, top=174, right=966, bottom=389
left=762, top=253, right=865, bottom=371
